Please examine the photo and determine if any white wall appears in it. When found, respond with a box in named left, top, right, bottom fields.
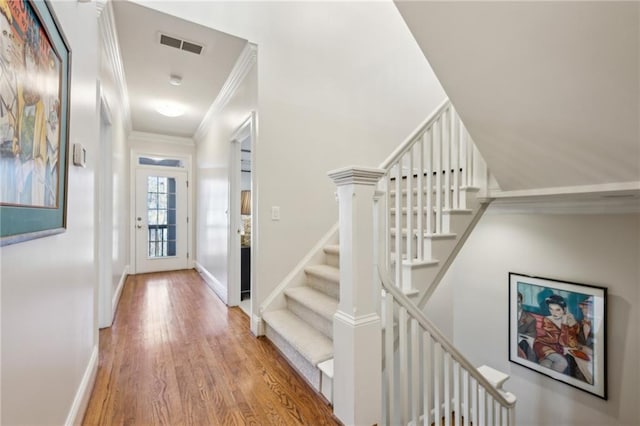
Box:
left=439, top=209, right=640, bottom=425
left=137, top=0, right=448, bottom=312
left=0, top=2, right=99, bottom=424
left=195, top=59, right=257, bottom=302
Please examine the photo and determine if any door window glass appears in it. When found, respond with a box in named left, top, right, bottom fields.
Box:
left=146, top=176, right=177, bottom=257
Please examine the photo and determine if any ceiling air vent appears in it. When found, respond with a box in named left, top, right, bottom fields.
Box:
left=158, top=33, right=204, bottom=55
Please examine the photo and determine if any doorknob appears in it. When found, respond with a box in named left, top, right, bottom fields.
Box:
left=137, top=225, right=142, bottom=229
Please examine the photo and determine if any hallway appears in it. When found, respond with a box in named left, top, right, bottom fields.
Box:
left=82, top=270, right=339, bottom=425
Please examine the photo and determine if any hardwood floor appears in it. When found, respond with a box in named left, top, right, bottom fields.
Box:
left=83, top=270, right=339, bottom=425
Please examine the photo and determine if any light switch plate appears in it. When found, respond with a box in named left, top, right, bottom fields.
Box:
left=271, top=206, right=280, bottom=221
left=72, top=143, right=86, bottom=167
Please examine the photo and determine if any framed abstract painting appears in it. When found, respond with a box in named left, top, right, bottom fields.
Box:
left=509, top=272, right=607, bottom=399
left=0, top=0, right=71, bottom=246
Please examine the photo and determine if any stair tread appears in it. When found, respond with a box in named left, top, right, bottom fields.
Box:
left=304, top=264, right=340, bottom=283
left=323, top=244, right=340, bottom=255
left=263, top=309, right=333, bottom=366
left=285, top=286, right=338, bottom=320
left=389, top=254, right=440, bottom=267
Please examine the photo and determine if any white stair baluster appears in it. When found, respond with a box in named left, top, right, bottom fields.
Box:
left=385, top=291, right=395, bottom=425
left=453, top=361, right=461, bottom=426
left=463, top=369, right=470, bottom=426
left=443, top=108, right=451, bottom=214
left=399, top=307, right=409, bottom=425
left=394, top=162, right=402, bottom=289
left=425, top=130, right=433, bottom=236
left=423, top=332, right=432, bottom=426
left=434, top=119, right=442, bottom=234
left=444, top=352, right=451, bottom=426
left=417, top=141, right=424, bottom=261
left=411, top=319, right=419, bottom=425
left=406, top=147, right=414, bottom=263
left=451, top=106, right=460, bottom=209
left=434, top=342, right=441, bottom=425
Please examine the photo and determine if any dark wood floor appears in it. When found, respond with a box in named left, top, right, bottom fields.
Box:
left=82, top=270, right=339, bottom=425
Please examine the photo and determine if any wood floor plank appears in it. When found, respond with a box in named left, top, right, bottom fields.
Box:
left=83, top=270, right=339, bottom=426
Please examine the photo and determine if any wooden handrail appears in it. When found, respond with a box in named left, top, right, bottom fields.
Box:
left=379, top=265, right=516, bottom=408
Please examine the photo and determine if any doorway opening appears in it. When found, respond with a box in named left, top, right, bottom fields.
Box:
left=229, top=113, right=256, bottom=328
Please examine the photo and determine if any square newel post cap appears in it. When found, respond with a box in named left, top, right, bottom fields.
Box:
left=327, top=166, right=385, bottom=186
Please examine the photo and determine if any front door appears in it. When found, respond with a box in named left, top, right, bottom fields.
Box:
left=135, top=168, right=188, bottom=273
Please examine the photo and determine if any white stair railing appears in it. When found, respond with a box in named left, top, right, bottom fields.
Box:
left=378, top=99, right=482, bottom=292
left=380, top=267, right=516, bottom=426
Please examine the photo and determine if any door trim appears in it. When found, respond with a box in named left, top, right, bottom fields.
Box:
left=98, top=83, right=114, bottom=328
left=228, top=112, right=258, bottom=334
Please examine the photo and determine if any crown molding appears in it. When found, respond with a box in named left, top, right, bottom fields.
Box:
left=194, top=42, right=257, bottom=142
left=98, top=1, right=132, bottom=134
left=129, top=131, right=195, bottom=147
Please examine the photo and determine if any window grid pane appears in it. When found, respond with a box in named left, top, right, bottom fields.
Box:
left=147, top=176, right=177, bottom=258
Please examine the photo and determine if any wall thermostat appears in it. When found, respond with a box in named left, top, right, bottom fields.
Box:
left=72, top=143, right=86, bottom=167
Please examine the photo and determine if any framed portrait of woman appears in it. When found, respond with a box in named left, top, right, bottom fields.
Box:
left=509, top=272, right=607, bottom=399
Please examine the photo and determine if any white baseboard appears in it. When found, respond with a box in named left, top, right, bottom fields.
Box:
left=251, top=314, right=264, bottom=336
left=111, top=265, right=128, bottom=320
left=65, top=345, right=98, bottom=426
left=194, top=261, right=227, bottom=304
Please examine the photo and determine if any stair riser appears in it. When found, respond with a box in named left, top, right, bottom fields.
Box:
left=325, top=252, right=339, bottom=268
left=306, top=273, right=339, bottom=299
left=265, top=324, right=322, bottom=391
left=286, top=297, right=333, bottom=339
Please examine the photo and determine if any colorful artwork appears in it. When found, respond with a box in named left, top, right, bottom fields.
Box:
left=0, top=0, right=69, bottom=246
left=509, top=273, right=607, bottom=399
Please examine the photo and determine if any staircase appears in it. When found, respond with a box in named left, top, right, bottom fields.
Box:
left=262, top=243, right=340, bottom=395
left=259, top=99, right=516, bottom=425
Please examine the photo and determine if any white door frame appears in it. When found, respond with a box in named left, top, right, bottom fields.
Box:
left=129, top=151, right=193, bottom=274
left=228, top=112, right=258, bottom=333
left=97, top=84, right=114, bottom=329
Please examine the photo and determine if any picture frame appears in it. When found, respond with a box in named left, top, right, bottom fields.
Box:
left=509, top=272, right=607, bottom=399
left=0, top=0, right=71, bottom=246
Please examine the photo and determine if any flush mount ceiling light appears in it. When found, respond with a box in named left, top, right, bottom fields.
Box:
left=156, top=102, right=185, bottom=117
left=168, top=75, right=182, bottom=86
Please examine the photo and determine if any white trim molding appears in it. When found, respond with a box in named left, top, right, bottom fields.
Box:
left=195, top=261, right=228, bottom=304
left=489, top=181, right=640, bottom=214
left=64, top=345, right=98, bottom=426
left=327, top=166, right=386, bottom=187
left=98, top=2, right=132, bottom=133
left=112, top=265, right=129, bottom=320
left=194, top=42, right=257, bottom=141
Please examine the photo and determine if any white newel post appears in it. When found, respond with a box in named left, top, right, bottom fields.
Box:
left=328, top=166, right=385, bottom=426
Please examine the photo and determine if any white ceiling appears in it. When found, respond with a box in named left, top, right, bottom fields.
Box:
left=395, top=1, right=639, bottom=192
left=112, top=1, right=248, bottom=138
